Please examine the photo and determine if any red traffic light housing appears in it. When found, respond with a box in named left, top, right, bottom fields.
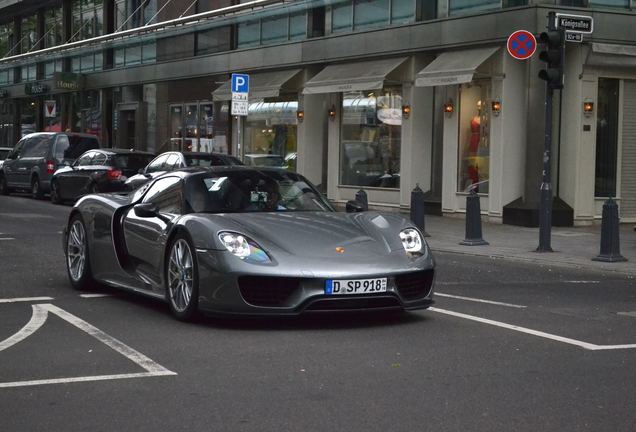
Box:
left=538, top=30, right=565, bottom=90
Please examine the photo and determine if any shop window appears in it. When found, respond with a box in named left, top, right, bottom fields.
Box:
left=449, top=0, right=500, bottom=16
left=340, top=88, right=402, bottom=189
left=169, top=102, right=229, bottom=154
left=589, top=0, right=629, bottom=8
left=594, top=78, right=620, bottom=197
left=243, top=101, right=298, bottom=171
left=457, top=83, right=490, bottom=194
left=20, top=99, right=36, bottom=137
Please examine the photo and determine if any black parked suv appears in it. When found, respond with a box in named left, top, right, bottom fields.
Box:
left=0, top=132, right=100, bottom=198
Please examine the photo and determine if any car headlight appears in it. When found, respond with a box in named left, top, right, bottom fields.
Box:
left=218, top=232, right=270, bottom=263
left=400, top=228, right=423, bottom=254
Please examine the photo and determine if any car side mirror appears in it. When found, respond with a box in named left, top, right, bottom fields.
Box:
left=346, top=200, right=365, bottom=213
left=134, top=203, right=160, bottom=218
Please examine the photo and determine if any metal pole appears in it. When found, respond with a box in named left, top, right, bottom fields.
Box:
left=537, top=84, right=553, bottom=252
left=237, top=116, right=242, bottom=160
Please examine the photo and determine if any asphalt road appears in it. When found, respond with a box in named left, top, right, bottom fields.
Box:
left=1, top=194, right=635, bottom=432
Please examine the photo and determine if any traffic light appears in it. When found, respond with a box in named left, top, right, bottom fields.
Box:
left=538, top=30, right=565, bottom=90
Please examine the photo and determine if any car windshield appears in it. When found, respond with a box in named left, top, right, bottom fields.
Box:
left=185, top=155, right=242, bottom=167
left=114, top=154, right=155, bottom=171
left=188, top=171, right=332, bottom=213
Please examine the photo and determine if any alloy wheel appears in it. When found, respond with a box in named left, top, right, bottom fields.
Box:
left=168, top=239, right=194, bottom=313
left=67, top=220, right=87, bottom=282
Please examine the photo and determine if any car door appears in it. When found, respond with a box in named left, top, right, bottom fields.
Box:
left=2, top=139, right=25, bottom=186
left=64, top=152, right=96, bottom=199
left=122, top=176, right=183, bottom=285
left=17, top=136, right=50, bottom=186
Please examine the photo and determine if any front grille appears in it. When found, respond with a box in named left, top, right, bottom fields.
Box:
left=238, top=276, right=300, bottom=307
left=304, top=296, right=401, bottom=311
left=395, top=270, right=434, bottom=301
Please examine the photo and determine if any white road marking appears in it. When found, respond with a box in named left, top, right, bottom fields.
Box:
left=79, top=294, right=111, bottom=298
left=436, top=292, right=526, bottom=309
left=0, top=238, right=15, bottom=241
left=0, top=304, right=176, bottom=389
left=563, top=280, right=600, bottom=284
left=0, top=305, right=48, bottom=352
left=0, top=296, right=54, bottom=304
left=430, top=307, right=636, bottom=351
left=618, top=311, right=636, bottom=318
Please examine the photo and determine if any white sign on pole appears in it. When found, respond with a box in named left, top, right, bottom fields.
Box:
left=44, top=100, right=56, bottom=118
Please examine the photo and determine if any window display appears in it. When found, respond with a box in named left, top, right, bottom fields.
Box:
left=340, top=88, right=402, bottom=188
left=457, top=83, right=490, bottom=194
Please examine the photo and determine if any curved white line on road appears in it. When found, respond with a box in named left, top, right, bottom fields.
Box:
left=0, top=297, right=54, bottom=304
left=0, top=305, right=48, bottom=352
left=436, top=292, right=527, bottom=309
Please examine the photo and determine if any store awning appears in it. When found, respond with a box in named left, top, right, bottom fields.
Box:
left=212, top=69, right=303, bottom=101
left=302, top=57, right=408, bottom=94
left=415, top=47, right=499, bottom=87
left=586, top=43, right=636, bottom=68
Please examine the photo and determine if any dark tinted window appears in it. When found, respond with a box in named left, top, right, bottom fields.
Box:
left=114, top=154, right=155, bottom=171
left=21, top=136, right=52, bottom=158
left=185, top=155, right=242, bottom=167
left=76, top=152, right=95, bottom=166
left=142, top=176, right=183, bottom=214
left=65, top=135, right=100, bottom=159
left=0, top=149, right=10, bottom=160
left=187, top=170, right=332, bottom=213
left=54, top=135, right=70, bottom=161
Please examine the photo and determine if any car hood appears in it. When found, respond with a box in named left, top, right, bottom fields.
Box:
left=190, top=211, right=413, bottom=257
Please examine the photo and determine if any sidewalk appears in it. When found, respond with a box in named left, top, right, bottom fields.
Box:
left=422, top=215, right=636, bottom=277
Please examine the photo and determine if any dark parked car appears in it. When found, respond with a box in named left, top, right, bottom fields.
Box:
left=0, top=132, right=100, bottom=198
left=63, top=166, right=435, bottom=321
left=125, top=151, right=242, bottom=190
left=50, top=148, right=155, bottom=204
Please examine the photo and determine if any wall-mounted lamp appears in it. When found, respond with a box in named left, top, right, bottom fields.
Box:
left=443, top=99, right=454, bottom=115
left=491, top=100, right=501, bottom=116
left=296, top=110, right=305, bottom=123
left=402, top=104, right=411, bottom=119
left=583, top=100, right=594, bottom=116
left=328, top=105, right=336, bottom=121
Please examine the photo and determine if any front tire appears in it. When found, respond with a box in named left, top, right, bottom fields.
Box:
left=66, top=215, right=95, bottom=290
left=31, top=176, right=44, bottom=200
left=166, top=232, right=199, bottom=321
left=50, top=180, right=62, bottom=204
left=0, top=174, right=9, bottom=195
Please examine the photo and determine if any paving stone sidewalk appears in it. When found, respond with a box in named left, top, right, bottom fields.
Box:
left=422, top=215, right=636, bottom=277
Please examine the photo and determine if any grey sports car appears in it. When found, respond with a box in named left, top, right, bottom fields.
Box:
left=63, top=167, right=435, bottom=320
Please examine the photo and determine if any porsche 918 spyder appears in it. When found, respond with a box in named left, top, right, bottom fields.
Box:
left=63, top=167, right=435, bottom=320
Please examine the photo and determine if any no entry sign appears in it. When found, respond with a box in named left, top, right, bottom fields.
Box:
left=507, top=30, right=537, bottom=60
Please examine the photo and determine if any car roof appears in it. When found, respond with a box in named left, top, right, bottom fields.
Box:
left=156, top=165, right=289, bottom=180
left=23, top=132, right=99, bottom=139
left=95, top=148, right=155, bottom=156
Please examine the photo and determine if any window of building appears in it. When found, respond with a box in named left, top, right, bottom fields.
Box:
left=20, top=15, right=38, bottom=82
left=595, top=78, right=620, bottom=197
left=243, top=101, right=298, bottom=171
left=588, top=0, right=629, bottom=8
left=71, top=0, right=104, bottom=73
left=168, top=101, right=229, bottom=154
left=0, top=23, right=14, bottom=85
left=114, top=0, right=157, bottom=67
left=331, top=0, right=417, bottom=33
left=237, top=12, right=307, bottom=48
left=45, top=7, right=64, bottom=78
left=340, top=88, right=402, bottom=189
left=457, top=82, right=490, bottom=194
left=449, top=0, right=500, bottom=16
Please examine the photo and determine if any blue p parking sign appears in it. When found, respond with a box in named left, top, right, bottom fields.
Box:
left=231, top=73, right=249, bottom=94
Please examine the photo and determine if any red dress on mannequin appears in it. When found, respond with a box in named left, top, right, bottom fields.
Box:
left=468, top=116, right=480, bottom=154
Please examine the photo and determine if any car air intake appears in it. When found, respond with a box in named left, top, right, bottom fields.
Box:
left=238, top=276, right=300, bottom=307
left=394, top=270, right=435, bottom=301
left=304, top=296, right=401, bottom=311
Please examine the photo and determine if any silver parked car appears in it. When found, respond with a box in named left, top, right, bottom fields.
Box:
left=0, top=132, right=100, bottom=198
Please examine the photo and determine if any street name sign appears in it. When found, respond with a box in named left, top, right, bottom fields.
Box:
left=231, top=73, right=249, bottom=116
left=565, top=32, right=583, bottom=43
left=555, top=13, right=593, bottom=33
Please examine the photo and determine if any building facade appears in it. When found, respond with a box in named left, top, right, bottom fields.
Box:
left=0, top=0, right=635, bottom=224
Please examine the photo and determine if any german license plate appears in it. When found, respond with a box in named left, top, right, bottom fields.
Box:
left=325, top=278, right=387, bottom=295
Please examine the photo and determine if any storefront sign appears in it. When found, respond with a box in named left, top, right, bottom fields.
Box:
left=25, top=82, right=49, bottom=95
left=53, top=72, right=84, bottom=91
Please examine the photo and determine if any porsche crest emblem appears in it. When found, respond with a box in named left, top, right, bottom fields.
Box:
left=335, top=247, right=345, bottom=254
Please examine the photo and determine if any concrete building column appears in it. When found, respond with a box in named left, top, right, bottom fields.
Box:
left=297, top=93, right=328, bottom=188
left=441, top=85, right=459, bottom=214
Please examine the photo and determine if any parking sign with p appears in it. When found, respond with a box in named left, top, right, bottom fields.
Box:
left=231, top=73, right=249, bottom=94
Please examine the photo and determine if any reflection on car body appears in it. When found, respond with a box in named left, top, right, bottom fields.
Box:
left=63, top=166, right=435, bottom=321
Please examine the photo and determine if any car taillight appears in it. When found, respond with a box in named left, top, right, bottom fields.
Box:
left=46, top=160, right=55, bottom=174
left=107, top=168, right=122, bottom=180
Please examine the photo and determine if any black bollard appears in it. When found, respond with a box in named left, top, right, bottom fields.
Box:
left=593, top=197, right=627, bottom=262
left=355, top=189, right=368, bottom=211
left=460, top=189, right=489, bottom=246
left=410, top=184, right=430, bottom=237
